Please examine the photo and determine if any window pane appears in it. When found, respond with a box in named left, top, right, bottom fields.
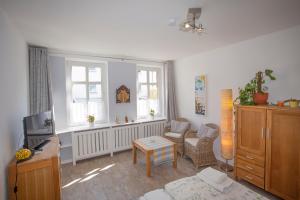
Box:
left=89, top=67, right=101, bottom=82
left=138, top=70, right=147, bottom=83
left=88, top=100, right=105, bottom=121
left=137, top=99, right=148, bottom=117
left=149, top=99, right=159, bottom=115
left=139, top=85, right=148, bottom=98
left=149, top=85, right=157, bottom=100
left=72, top=66, right=86, bottom=81
left=89, top=84, right=102, bottom=98
left=149, top=71, right=157, bottom=83
left=72, top=84, right=86, bottom=99
left=71, top=101, right=87, bottom=123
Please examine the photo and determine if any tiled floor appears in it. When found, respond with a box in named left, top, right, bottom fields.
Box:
left=61, top=150, right=279, bottom=200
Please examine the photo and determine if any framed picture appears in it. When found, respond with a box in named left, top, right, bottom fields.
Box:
left=116, top=85, right=130, bottom=103
left=195, top=75, right=207, bottom=116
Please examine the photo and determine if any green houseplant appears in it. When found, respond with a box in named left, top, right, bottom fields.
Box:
left=149, top=109, right=155, bottom=119
left=87, top=115, right=95, bottom=126
left=253, top=69, right=276, bottom=105
left=236, top=69, right=276, bottom=105
left=236, top=80, right=256, bottom=105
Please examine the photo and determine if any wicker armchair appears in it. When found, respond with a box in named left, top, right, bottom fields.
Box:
left=184, top=123, right=219, bottom=168
left=163, top=118, right=190, bottom=157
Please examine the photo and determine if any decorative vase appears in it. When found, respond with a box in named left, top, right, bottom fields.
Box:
left=253, top=92, right=269, bottom=105
left=289, top=100, right=299, bottom=108
left=89, top=122, right=94, bottom=127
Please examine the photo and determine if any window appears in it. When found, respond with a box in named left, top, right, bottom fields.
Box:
left=137, top=66, right=162, bottom=118
left=67, top=61, right=107, bottom=125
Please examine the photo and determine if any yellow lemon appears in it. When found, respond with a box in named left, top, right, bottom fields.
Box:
left=16, top=148, right=32, bottom=161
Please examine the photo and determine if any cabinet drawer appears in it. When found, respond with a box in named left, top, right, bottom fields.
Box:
left=237, top=150, right=265, bottom=167
left=236, top=158, right=264, bottom=178
left=237, top=168, right=265, bottom=189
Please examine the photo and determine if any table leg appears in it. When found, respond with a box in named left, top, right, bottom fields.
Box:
left=173, top=144, right=177, bottom=169
left=146, top=151, right=151, bottom=177
left=132, top=144, right=137, bottom=164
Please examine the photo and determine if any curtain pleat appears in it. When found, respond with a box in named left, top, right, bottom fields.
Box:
left=29, top=46, right=52, bottom=115
left=165, top=61, right=177, bottom=121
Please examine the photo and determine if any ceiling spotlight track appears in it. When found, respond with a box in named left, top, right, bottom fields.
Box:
left=180, top=8, right=205, bottom=34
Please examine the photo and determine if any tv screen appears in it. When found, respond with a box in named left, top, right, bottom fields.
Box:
left=23, top=111, right=54, bottom=150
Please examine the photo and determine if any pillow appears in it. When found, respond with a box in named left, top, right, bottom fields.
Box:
left=144, top=189, right=173, bottom=200
left=197, top=124, right=216, bottom=138
left=170, top=120, right=189, bottom=134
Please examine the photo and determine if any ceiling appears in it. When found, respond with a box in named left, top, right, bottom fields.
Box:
left=1, top=0, right=300, bottom=61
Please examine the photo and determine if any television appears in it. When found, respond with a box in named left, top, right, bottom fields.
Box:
left=23, top=111, right=54, bottom=150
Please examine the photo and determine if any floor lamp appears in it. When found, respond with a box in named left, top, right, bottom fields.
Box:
left=220, top=89, right=234, bottom=173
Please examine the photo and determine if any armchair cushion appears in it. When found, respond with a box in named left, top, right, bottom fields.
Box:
left=165, top=132, right=182, bottom=138
left=185, top=138, right=199, bottom=147
left=197, top=124, right=216, bottom=138
left=170, top=120, right=190, bottom=134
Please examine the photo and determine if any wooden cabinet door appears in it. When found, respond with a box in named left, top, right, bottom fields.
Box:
left=266, top=109, right=300, bottom=200
left=237, top=107, right=266, bottom=156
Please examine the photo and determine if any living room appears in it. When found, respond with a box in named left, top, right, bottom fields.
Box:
left=0, top=0, right=300, bottom=200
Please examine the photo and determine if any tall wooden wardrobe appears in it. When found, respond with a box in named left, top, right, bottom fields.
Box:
left=234, top=105, right=300, bottom=200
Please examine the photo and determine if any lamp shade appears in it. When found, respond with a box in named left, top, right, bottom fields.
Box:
left=220, top=89, right=234, bottom=160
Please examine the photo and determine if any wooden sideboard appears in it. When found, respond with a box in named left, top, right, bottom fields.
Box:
left=234, top=105, right=300, bottom=200
left=8, top=136, right=61, bottom=200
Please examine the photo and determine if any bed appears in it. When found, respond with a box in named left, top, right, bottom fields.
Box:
left=139, top=168, right=269, bottom=200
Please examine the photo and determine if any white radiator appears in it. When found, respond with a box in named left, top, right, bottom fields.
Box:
left=71, top=120, right=166, bottom=165
left=113, top=125, right=140, bottom=152
left=72, top=128, right=111, bottom=165
left=142, top=121, right=165, bottom=137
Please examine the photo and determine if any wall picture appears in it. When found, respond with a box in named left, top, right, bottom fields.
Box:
left=195, top=75, right=207, bottom=115
left=116, top=85, right=130, bottom=103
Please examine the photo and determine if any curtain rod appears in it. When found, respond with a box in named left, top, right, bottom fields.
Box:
left=48, top=49, right=166, bottom=64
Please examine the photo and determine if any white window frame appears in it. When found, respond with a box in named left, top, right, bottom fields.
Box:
left=136, top=65, right=164, bottom=119
left=66, top=60, right=108, bottom=126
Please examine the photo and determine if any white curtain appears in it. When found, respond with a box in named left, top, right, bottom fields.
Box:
left=29, top=46, right=52, bottom=115
left=165, top=61, right=177, bottom=121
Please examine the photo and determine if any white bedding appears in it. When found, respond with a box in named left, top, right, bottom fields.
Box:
left=140, top=175, right=268, bottom=200
left=165, top=175, right=268, bottom=200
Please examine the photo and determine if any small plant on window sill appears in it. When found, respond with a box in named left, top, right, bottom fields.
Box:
left=87, top=115, right=95, bottom=126
left=149, top=109, right=155, bottom=120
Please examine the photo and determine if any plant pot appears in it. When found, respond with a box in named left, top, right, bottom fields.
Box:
left=253, top=92, right=269, bottom=105
left=289, top=100, right=299, bottom=108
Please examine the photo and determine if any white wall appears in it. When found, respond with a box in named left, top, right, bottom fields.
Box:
left=49, top=56, right=67, bottom=130
left=174, top=25, right=300, bottom=162
left=108, top=61, right=137, bottom=122
left=0, top=8, right=28, bottom=200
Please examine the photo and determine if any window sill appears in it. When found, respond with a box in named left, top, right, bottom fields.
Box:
left=56, top=117, right=167, bottom=134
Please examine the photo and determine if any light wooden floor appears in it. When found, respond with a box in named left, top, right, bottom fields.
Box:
left=61, top=150, right=279, bottom=200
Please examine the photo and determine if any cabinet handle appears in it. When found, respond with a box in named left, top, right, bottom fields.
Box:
left=261, top=128, right=265, bottom=139
left=245, top=175, right=253, bottom=180
left=246, top=165, right=253, bottom=170
left=246, top=155, right=254, bottom=160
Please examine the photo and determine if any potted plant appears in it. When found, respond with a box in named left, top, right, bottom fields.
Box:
left=236, top=80, right=256, bottom=105
left=253, top=69, right=276, bottom=105
left=87, top=115, right=95, bottom=126
left=149, top=109, right=155, bottom=120
left=236, top=69, right=276, bottom=105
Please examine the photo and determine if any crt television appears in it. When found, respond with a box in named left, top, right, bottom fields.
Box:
left=23, top=111, right=54, bottom=150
